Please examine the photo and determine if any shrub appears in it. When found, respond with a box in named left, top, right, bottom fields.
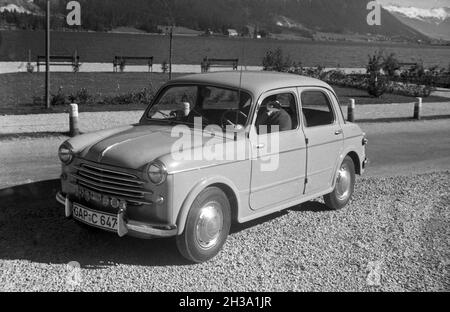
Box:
left=161, top=60, right=169, bottom=73
left=408, top=61, right=425, bottom=78
left=72, top=62, right=81, bottom=73
left=101, top=87, right=155, bottom=106
left=51, top=87, right=70, bottom=106
left=385, top=82, right=432, bottom=97
left=26, top=62, right=34, bottom=73
left=119, top=59, right=126, bottom=72
left=69, top=88, right=96, bottom=105
left=262, top=48, right=293, bottom=72
left=287, top=62, right=304, bottom=75
left=367, top=76, right=387, bottom=97
left=300, top=66, right=326, bottom=79
left=367, top=50, right=384, bottom=76
left=382, top=53, right=400, bottom=77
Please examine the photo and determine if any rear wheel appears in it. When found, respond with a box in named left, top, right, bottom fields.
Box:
left=176, top=187, right=231, bottom=263
left=324, top=156, right=355, bottom=210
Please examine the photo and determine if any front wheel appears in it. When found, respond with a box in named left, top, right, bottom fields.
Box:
left=324, top=156, right=355, bottom=210
left=176, top=187, right=231, bottom=263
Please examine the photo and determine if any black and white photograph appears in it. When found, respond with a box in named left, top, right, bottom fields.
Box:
left=0, top=0, right=449, bottom=295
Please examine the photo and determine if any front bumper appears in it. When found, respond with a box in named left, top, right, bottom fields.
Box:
left=56, top=192, right=177, bottom=239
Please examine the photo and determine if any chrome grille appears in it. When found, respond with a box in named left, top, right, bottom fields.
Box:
left=71, top=164, right=152, bottom=205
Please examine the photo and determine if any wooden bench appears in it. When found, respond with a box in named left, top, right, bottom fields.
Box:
left=201, top=57, right=238, bottom=73
left=37, top=55, right=81, bottom=72
left=113, top=56, right=154, bottom=72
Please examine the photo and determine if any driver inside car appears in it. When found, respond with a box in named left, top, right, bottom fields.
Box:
left=256, top=98, right=292, bottom=133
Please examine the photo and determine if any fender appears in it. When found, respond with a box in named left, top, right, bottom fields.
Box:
left=176, top=175, right=241, bottom=235
left=331, top=146, right=362, bottom=189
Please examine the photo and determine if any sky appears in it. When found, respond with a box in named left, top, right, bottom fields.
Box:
left=378, top=0, right=450, bottom=9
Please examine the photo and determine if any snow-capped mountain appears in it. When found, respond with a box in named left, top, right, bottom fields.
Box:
left=0, top=3, right=31, bottom=14
left=0, top=0, right=41, bottom=14
left=384, top=5, right=450, bottom=40
left=384, top=5, right=448, bottom=23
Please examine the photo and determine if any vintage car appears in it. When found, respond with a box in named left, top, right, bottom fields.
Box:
left=56, top=71, right=368, bottom=263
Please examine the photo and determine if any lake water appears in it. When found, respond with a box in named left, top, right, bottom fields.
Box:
left=1, top=30, right=449, bottom=69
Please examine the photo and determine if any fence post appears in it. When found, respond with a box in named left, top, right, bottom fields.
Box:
left=414, top=97, right=422, bottom=120
left=69, top=103, right=80, bottom=137
left=348, top=98, right=355, bottom=122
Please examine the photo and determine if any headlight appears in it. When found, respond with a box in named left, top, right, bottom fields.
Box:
left=146, top=161, right=167, bottom=185
left=58, top=143, right=74, bottom=164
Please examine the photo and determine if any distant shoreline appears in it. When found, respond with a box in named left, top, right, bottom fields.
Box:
left=2, top=28, right=449, bottom=47
left=1, top=30, right=449, bottom=67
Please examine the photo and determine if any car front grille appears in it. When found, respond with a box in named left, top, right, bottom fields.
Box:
left=71, top=163, right=152, bottom=205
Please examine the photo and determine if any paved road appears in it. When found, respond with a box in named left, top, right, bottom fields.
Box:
left=1, top=119, right=449, bottom=189
left=362, top=120, right=450, bottom=176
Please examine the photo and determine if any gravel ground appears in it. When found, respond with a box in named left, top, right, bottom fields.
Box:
left=0, top=172, right=448, bottom=292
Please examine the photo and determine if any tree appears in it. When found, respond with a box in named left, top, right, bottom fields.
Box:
left=366, top=50, right=384, bottom=76
left=367, top=51, right=387, bottom=98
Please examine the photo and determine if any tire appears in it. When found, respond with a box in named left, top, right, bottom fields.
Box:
left=324, top=156, right=355, bottom=210
left=176, top=187, right=231, bottom=263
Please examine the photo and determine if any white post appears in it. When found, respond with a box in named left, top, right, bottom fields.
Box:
left=414, top=97, right=422, bottom=120
left=69, top=103, right=80, bottom=137
left=348, top=98, right=355, bottom=122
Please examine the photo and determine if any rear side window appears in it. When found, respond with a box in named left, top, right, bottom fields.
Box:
left=301, top=91, right=335, bottom=127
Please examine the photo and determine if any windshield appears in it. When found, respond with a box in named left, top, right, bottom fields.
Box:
left=146, top=85, right=252, bottom=129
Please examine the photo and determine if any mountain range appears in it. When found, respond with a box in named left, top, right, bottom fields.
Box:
left=0, top=0, right=446, bottom=42
left=384, top=5, right=450, bottom=41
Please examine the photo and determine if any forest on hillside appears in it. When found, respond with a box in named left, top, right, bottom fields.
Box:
left=0, top=0, right=428, bottom=41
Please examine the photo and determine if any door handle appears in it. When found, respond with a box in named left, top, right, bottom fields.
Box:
left=334, top=130, right=343, bottom=135
left=255, top=143, right=265, bottom=149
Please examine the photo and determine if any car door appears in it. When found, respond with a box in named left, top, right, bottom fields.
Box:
left=298, top=87, right=344, bottom=195
left=249, top=88, right=307, bottom=211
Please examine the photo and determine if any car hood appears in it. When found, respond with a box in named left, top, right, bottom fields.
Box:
left=77, top=124, right=233, bottom=170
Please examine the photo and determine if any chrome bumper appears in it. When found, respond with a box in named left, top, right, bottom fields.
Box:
left=56, top=192, right=177, bottom=238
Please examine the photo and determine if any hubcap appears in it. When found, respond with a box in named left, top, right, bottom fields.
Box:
left=195, top=202, right=223, bottom=249
left=336, top=164, right=351, bottom=201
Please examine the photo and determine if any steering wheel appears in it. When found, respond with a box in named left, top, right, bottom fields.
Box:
left=188, top=108, right=210, bottom=125
left=220, top=109, right=247, bottom=129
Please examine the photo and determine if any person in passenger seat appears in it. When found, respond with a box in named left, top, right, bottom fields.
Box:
left=256, top=99, right=292, bottom=133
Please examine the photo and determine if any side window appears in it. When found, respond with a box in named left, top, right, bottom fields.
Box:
left=255, top=93, right=298, bottom=134
left=301, top=90, right=335, bottom=127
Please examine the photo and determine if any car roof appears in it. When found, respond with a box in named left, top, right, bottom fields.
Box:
left=170, top=71, right=332, bottom=97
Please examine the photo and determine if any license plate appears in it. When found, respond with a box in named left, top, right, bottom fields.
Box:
left=72, top=203, right=118, bottom=232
